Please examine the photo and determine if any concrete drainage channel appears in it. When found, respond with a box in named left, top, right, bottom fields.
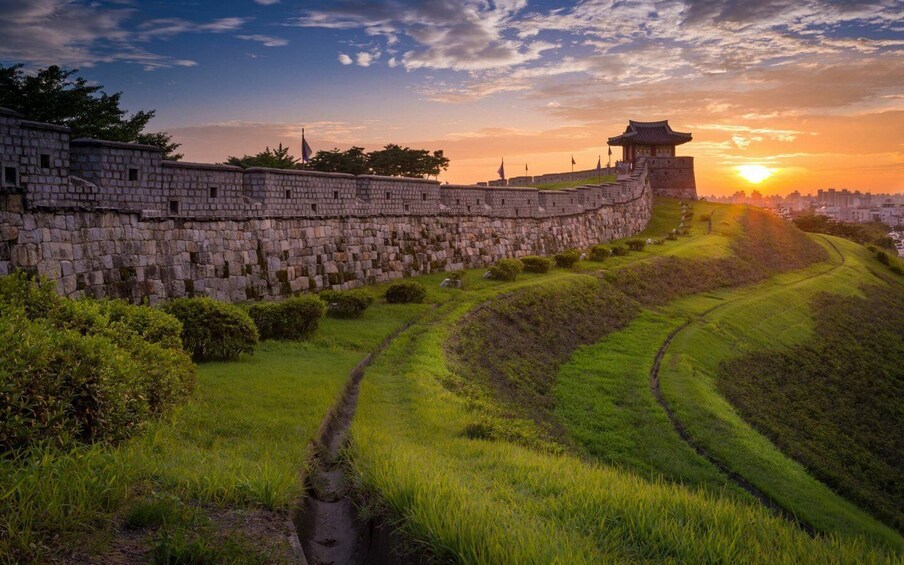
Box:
left=290, top=321, right=423, bottom=565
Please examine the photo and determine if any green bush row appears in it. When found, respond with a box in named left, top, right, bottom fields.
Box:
left=0, top=273, right=196, bottom=451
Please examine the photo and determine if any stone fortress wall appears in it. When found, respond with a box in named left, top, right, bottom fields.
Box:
left=0, top=107, right=661, bottom=302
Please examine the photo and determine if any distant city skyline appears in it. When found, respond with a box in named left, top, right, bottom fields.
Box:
left=1, top=0, right=902, bottom=195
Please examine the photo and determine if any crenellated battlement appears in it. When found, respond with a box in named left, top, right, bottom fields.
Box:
left=0, top=107, right=651, bottom=220
left=0, top=108, right=654, bottom=302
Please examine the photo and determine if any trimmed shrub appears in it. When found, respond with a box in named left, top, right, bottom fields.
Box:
left=610, top=245, right=629, bottom=256
left=489, top=258, right=524, bottom=281
left=626, top=239, right=646, bottom=252
left=890, top=265, right=903, bottom=276
left=666, top=232, right=678, bottom=241
left=99, top=299, right=183, bottom=350
left=249, top=296, right=325, bottom=340
left=876, top=250, right=890, bottom=265
left=521, top=256, right=553, bottom=273
left=320, top=289, right=374, bottom=318
left=589, top=245, right=610, bottom=262
left=554, top=249, right=581, bottom=269
left=385, top=281, right=427, bottom=304
left=866, top=245, right=877, bottom=253
left=0, top=273, right=196, bottom=450
left=163, top=297, right=258, bottom=361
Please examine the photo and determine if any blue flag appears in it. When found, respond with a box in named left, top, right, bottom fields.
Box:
left=302, top=129, right=313, bottom=163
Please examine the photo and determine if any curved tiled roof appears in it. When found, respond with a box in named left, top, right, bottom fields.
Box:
left=607, top=120, right=692, bottom=146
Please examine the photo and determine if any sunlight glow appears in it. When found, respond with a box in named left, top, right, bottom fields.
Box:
left=737, top=165, right=774, bottom=184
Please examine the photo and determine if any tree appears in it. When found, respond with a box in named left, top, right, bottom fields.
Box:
left=225, top=144, right=299, bottom=169
left=0, top=64, right=182, bottom=160
left=367, top=144, right=449, bottom=178
left=307, top=147, right=369, bottom=175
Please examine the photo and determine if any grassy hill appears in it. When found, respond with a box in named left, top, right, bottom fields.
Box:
left=3, top=198, right=902, bottom=562
left=348, top=201, right=904, bottom=561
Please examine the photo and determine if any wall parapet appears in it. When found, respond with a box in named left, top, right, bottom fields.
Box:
left=0, top=108, right=656, bottom=302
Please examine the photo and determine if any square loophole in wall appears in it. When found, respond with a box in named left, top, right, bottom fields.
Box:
left=169, top=200, right=179, bottom=214
left=4, top=166, right=17, bottom=186
left=209, top=186, right=218, bottom=199
left=128, top=168, right=139, bottom=181
left=285, top=189, right=291, bottom=199
left=40, top=154, right=51, bottom=169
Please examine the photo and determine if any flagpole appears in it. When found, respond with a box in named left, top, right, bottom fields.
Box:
left=301, top=128, right=306, bottom=170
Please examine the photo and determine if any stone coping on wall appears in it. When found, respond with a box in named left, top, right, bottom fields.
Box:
left=162, top=161, right=244, bottom=172
left=0, top=106, right=24, bottom=118
left=244, top=167, right=357, bottom=179
left=71, top=138, right=165, bottom=152
left=19, top=120, right=70, bottom=133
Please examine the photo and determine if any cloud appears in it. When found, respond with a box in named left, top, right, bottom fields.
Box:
left=0, top=1, right=248, bottom=70
left=253, top=0, right=280, bottom=4
left=356, top=51, right=379, bottom=66
left=237, top=34, right=289, bottom=47
left=338, top=53, right=353, bottom=65
left=293, top=0, right=556, bottom=71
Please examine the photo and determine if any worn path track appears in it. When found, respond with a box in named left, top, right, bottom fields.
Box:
left=294, top=321, right=417, bottom=565
left=649, top=236, right=845, bottom=537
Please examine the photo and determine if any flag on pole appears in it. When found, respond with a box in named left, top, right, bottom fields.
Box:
left=607, top=144, right=612, bottom=168
left=497, top=158, right=505, bottom=180
left=301, top=129, right=313, bottom=163
left=571, top=155, right=576, bottom=166
left=525, top=163, right=528, bottom=173
left=596, top=156, right=602, bottom=175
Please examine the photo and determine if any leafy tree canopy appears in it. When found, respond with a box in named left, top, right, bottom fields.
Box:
left=0, top=64, right=182, bottom=160
left=306, top=146, right=369, bottom=175
left=307, top=144, right=449, bottom=178
left=366, top=144, right=449, bottom=178
left=224, top=144, right=299, bottom=169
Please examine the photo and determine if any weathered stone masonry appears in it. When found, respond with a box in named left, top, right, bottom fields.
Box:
left=0, top=107, right=653, bottom=302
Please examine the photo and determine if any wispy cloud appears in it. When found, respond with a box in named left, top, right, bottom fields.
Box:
left=0, top=1, right=247, bottom=70
left=237, top=34, right=288, bottom=47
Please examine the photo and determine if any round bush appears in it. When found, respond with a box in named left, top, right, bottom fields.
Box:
left=162, top=297, right=258, bottom=361
left=589, top=245, right=610, bottom=262
left=249, top=296, right=325, bottom=340
left=385, top=281, right=427, bottom=304
left=320, top=289, right=374, bottom=318
left=489, top=258, right=524, bottom=281
left=610, top=245, right=629, bottom=256
left=626, top=239, right=646, bottom=252
left=521, top=256, right=552, bottom=273
left=554, top=249, right=581, bottom=269
left=0, top=273, right=196, bottom=450
left=876, top=250, right=890, bottom=265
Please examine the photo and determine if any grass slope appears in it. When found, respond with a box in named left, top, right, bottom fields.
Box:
left=718, top=284, right=904, bottom=533
left=656, top=236, right=904, bottom=550
left=530, top=174, right=616, bottom=190
left=346, top=200, right=899, bottom=561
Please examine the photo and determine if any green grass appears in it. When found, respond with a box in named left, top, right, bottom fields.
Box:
left=530, top=174, right=616, bottom=190
left=656, top=236, right=904, bottom=550
left=718, top=285, right=904, bottom=532
left=0, top=302, right=424, bottom=561
left=555, top=309, right=740, bottom=495
left=344, top=205, right=900, bottom=561
left=349, top=292, right=893, bottom=562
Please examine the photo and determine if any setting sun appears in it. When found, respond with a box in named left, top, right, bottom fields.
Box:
left=737, top=165, right=774, bottom=184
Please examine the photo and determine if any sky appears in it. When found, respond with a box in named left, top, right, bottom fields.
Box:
left=1, top=0, right=903, bottom=195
